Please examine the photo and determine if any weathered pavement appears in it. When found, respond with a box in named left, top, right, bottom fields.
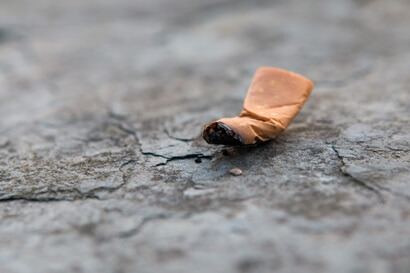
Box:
left=0, top=0, right=409, bottom=272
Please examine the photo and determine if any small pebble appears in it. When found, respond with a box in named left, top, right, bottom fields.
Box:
left=229, top=168, right=243, bottom=176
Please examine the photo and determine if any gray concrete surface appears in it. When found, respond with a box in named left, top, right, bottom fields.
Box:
left=0, top=0, right=409, bottom=272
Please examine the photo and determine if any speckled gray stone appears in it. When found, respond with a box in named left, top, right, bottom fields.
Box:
left=0, top=0, right=409, bottom=273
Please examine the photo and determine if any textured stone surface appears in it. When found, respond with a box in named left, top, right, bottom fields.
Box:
left=1, top=0, right=409, bottom=272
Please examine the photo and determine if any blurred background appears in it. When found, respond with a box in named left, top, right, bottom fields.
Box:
left=1, top=0, right=409, bottom=128
left=1, top=1, right=410, bottom=273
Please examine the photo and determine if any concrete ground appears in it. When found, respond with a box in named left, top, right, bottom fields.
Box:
left=0, top=0, right=409, bottom=272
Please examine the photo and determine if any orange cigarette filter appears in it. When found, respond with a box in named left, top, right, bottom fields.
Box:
left=203, top=67, right=314, bottom=146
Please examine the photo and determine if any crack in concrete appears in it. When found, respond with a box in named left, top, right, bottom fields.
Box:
left=332, top=145, right=410, bottom=202
left=0, top=158, right=138, bottom=203
left=118, top=213, right=171, bottom=238
left=119, top=159, right=137, bottom=172
left=164, top=127, right=196, bottom=142
left=154, top=153, right=212, bottom=167
left=118, top=158, right=137, bottom=190
left=1, top=117, right=207, bottom=203
left=115, top=122, right=213, bottom=167
left=331, top=145, right=385, bottom=202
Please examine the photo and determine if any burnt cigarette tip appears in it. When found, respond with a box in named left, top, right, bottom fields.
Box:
left=203, top=122, right=243, bottom=146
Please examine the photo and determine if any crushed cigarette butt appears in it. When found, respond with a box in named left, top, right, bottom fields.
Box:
left=203, top=67, right=314, bottom=146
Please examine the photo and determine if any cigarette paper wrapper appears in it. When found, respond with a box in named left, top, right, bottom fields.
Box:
left=203, top=67, right=314, bottom=145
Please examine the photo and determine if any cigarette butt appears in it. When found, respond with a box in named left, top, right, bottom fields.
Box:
left=203, top=67, right=314, bottom=146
